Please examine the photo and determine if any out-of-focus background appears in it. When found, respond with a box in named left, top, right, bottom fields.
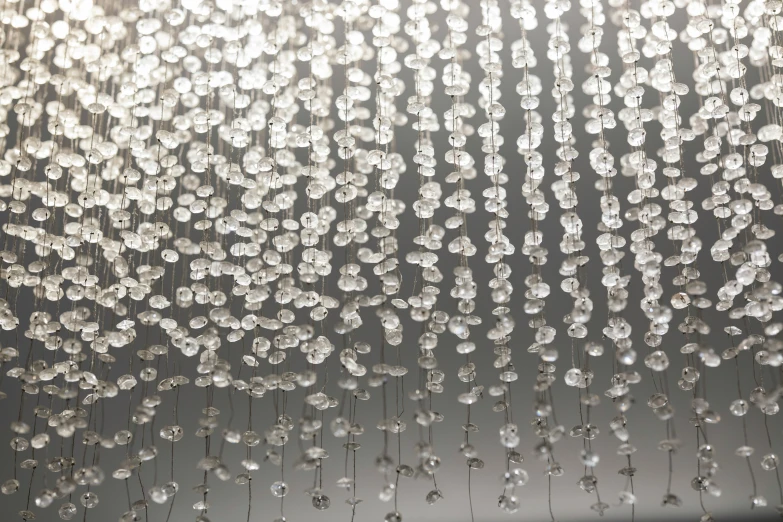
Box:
left=1, top=0, right=782, bottom=521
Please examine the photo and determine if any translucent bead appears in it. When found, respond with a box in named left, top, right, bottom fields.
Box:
left=425, top=489, right=443, bottom=505
left=149, top=486, right=168, bottom=504
left=761, top=454, right=779, bottom=471
left=80, top=492, right=99, bottom=509
left=162, top=482, right=179, bottom=497
left=644, top=351, right=669, bottom=371
left=2, top=479, right=19, bottom=495
left=691, top=476, right=709, bottom=491
left=30, top=434, right=49, bottom=449
left=467, top=458, right=484, bottom=469
left=502, top=468, right=529, bottom=487
left=564, top=368, right=583, bottom=386
left=114, top=431, right=132, bottom=445
left=697, top=444, right=714, bottom=463
left=730, top=399, right=749, bottom=416
left=312, top=494, right=330, bottom=510
left=58, top=503, right=77, bottom=520
left=384, top=511, right=402, bottom=522
left=736, top=446, right=755, bottom=458
left=160, top=426, right=184, bottom=442
left=661, top=493, right=682, bottom=507
left=379, top=483, right=395, bottom=502
left=270, top=481, right=288, bottom=497
left=681, top=367, right=700, bottom=383
left=423, top=455, right=441, bottom=472
left=396, top=465, right=414, bottom=478
left=498, top=494, right=520, bottom=513
left=581, top=450, right=600, bottom=467
left=10, top=438, right=29, bottom=452
left=578, top=475, right=597, bottom=493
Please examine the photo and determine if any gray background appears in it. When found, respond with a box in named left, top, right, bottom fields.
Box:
left=0, top=0, right=782, bottom=521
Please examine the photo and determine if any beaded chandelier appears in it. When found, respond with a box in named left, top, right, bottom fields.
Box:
left=1, top=0, right=783, bottom=521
